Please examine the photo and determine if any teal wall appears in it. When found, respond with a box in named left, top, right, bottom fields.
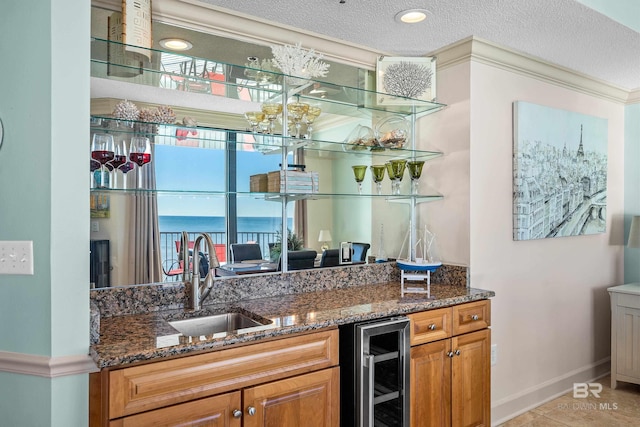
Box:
left=625, top=103, right=640, bottom=283
left=0, top=0, right=90, bottom=425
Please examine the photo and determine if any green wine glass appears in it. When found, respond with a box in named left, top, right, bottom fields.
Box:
left=370, top=165, right=386, bottom=195
left=407, top=160, right=425, bottom=194
left=352, top=165, right=368, bottom=194
left=388, top=159, right=407, bottom=195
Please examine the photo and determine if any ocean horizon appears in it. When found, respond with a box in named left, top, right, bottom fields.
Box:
left=159, top=215, right=293, bottom=233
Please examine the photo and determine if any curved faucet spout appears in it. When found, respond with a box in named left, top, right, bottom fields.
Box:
left=189, top=232, right=220, bottom=310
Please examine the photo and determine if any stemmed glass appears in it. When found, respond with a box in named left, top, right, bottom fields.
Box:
left=90, top=133, right=115, bottom=188
left=129, top=136, right=152, bottom=167
left=261, top=103, right=282, bottom=134
left=287, top=101, right=309, bottom=138
left=387, top=159, right=407, bottom=195
left=370, top=165, right=386, bottom=195
left=111, top=139, right=135, bottom=189
left=304, top=106, right=322, bottom=140
left=407, top=160, right=425, bottom=194
left=352, top=165, right=367, bottom=195
left=244, top=111, right=265, bottom=133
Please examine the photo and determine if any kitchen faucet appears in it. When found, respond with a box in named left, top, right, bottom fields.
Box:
left=181, top=231, right=220, bottom=310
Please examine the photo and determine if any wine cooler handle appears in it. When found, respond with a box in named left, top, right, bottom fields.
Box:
left=367, top=354, right=375, bottom=426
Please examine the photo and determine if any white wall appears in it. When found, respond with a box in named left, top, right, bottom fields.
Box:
left=465, top=49, right=625, bottom=422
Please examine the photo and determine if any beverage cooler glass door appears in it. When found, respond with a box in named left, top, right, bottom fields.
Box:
left=357, top=316, right=410, bottom=427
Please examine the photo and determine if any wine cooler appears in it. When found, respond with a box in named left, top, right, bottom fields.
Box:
left=340, top=316, right=410, bottom=427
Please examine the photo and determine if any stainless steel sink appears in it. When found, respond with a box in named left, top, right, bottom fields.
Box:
left=169, top=312, right=273, bottom=337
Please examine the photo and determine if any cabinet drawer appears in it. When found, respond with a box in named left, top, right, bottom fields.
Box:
left=108, top=329, right=338, bottom=419
left=408, top=307, right=452, bottom=346
left=453, top=299, right=490, bottom=335
left=109, top=391, right=241, bottom=427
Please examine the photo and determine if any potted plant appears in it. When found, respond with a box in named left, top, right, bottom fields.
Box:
left=269, top=229, right=304, bottom=261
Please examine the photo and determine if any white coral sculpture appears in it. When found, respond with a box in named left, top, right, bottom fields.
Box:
left=383, top=61, right=433, bottom=99
left=271, top=43, right=330, bottom=84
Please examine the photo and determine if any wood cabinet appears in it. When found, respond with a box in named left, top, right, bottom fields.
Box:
left=608, top=283, right=640, bottom=389
left=408, top=300, right=491, bottom=427
left=91, top=329, right=339, bottom=427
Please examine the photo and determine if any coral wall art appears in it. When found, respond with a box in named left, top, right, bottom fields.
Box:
left=376, top=56, right=436, bottom=105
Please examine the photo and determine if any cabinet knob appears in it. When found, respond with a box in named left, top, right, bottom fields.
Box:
left=428, top=324, right=437, bottom=330
left=233, top=409, right=242, bottom=418
left=447, top=351, right=454, bottom=358
left=471, top=314, right=479, bottom=321
left=247, top=406, right=256, bottom=416
left=454, top=349, right=461, bottom=356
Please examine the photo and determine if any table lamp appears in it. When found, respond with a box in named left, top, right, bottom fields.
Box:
left=628, top=216, right=640, bottom=248
left=318, top=230, right=332, bottom=251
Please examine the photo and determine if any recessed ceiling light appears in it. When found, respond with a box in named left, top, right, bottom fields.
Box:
left=159, top=38, right=193, bottom=51
left=395, top=9, right=430, bottom=24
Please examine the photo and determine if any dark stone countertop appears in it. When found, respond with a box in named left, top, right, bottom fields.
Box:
left=90, top=281, right=494, bottom=369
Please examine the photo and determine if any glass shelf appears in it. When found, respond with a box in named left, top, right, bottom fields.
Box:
left=89, top=188, right=443, bottom=203
left=91, top=115, right=443, bottom=162
left=90, top=38, right=446, bottom=119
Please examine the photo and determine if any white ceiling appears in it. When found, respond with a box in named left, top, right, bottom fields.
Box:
left=197, top=0, right=640, bottom=91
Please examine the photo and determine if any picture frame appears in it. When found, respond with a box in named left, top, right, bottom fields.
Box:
left=376, top=56, right=436, bottom=105
left=512, top=101, right=608, bottom=241
left=90, top=194, right=110, bottom=218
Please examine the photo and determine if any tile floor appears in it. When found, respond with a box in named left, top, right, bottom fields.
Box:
left=498, top=376, right=640, bottom=426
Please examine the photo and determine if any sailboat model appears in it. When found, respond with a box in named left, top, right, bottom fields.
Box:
left=396, top=223, right=441, bottom=297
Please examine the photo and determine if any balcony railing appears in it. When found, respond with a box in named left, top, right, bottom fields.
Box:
left=159, top=231, right=279, bottom=276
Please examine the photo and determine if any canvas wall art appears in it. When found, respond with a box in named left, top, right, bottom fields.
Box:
left=513, top=101, right=608, bottom=241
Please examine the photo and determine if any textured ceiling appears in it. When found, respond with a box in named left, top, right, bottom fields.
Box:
left=197, top=0, right=640, bottom=90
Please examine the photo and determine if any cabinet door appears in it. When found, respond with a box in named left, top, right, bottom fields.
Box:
left=410, top=339, right=451, bottom=427
left=109, top=391, right=241, bottom=427
left=451, top=329, right=490, bottom=427
left=242, top=367, right=340, bottom=427
left=614, top=306, right=640, bottom=379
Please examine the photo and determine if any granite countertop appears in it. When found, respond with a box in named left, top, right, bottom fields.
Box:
left=91, top=280, right=495, bottom=369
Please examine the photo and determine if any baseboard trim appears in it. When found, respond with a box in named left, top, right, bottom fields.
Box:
left=0, top=351, right=99, bottom=378
left=491, top=357, right=611, bottom=426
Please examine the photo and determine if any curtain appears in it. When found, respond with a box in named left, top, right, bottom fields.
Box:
left=128, top=130, right=162, bottom=284
left=294, top=148, right=308, bottom=246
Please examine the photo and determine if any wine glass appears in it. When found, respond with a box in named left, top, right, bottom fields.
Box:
left=129, top=136, right=152, bottom=167
left=304, top=106, right=322, bottom=140
left=407, top=160, right=425, bottom=194
left=261, top=103, right=283, bottom=134
left=388, top=159, right=407, bottom=195
left=352, top=165, right=367, bottom=194
left=244, top=111, right=265, bottom=133
left=91, top=133, right=115, bottom=188
left=385, top=162, right=397, bottom=194
left=370, top=165, right=386, bottom=195
left=111, top=139, right=135, bottom=189
left=287, top=101, right=309, bottom=138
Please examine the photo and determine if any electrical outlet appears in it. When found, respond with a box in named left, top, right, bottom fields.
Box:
left=0, top=241, right=34, bottom=275
left=91, top=221, right=99, bottom=232
left=491, top=344, right=497, bottom=366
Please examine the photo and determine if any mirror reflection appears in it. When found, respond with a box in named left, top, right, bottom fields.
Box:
left=90, top=7, right=386, bottom=287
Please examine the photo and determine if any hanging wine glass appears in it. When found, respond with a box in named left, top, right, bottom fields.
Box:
left=287, top=101, right=309, bottom=138
left=407, top=160, right=425, bottom=194
left=261, top=103, right=282, bottom=134
left=90, top=133, right=115, bottom=188
left=244, top=111, right=265, bottom=133
left=370, top=165, right=386, bottom=195
left=352, top=165, right=367, bottom=195
left=304, top=106, right=322, bottom=140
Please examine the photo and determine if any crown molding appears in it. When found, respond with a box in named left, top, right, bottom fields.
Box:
left=92, top=0, right=385, bottom=70
left=0, top=351, right=98, bottom=378
left=430, top=36, right=631, bottom=104
left=627, top=88, right=640, bottom=104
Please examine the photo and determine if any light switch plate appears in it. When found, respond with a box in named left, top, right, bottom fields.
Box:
left=0, top=241, right=34, bottom=275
